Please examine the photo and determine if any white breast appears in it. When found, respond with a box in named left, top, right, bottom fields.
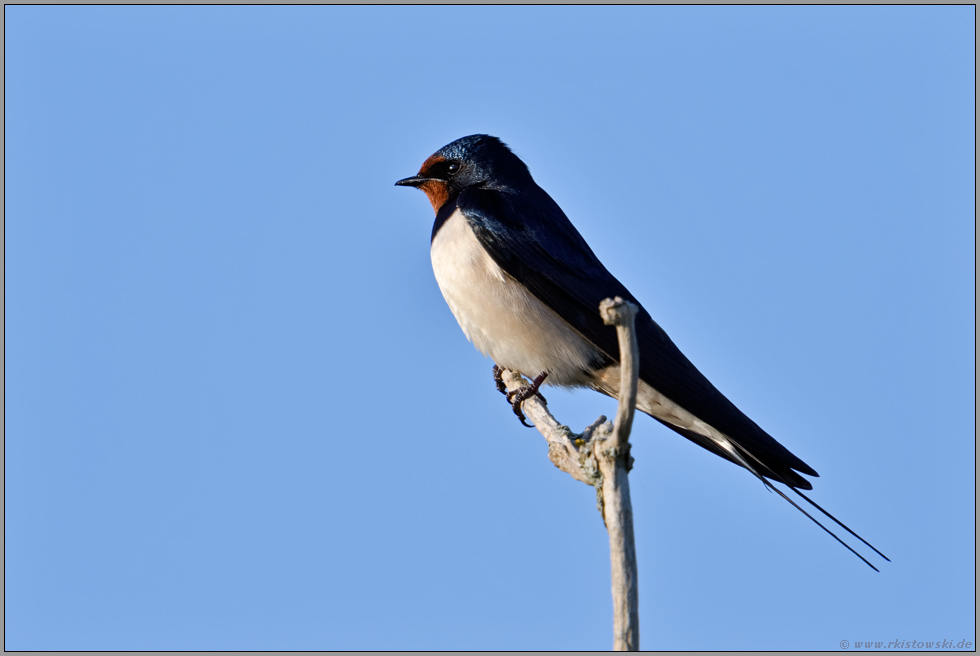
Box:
left=430, top=209, right=599, bottom=386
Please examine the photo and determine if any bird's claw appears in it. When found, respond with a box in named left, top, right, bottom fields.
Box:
left=493, top=365, right=532, bottom=425
left=503, top=371, right=548, bottom=428
left=492, top=365, right=508, bottom=395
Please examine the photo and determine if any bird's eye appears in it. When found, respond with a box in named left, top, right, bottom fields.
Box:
left=447, top=161, right=461, bottom=176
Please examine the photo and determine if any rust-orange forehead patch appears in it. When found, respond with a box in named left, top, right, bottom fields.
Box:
left=419, top=154, right=445, bottom=177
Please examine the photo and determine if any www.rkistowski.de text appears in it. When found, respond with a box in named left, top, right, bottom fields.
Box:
left=840, top=639, right=973, bottom=650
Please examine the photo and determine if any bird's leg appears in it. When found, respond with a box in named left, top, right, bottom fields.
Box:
left=506, top=371, right=549, bottom=428
left=506, top=371, right=549, bottom=406
left=492, top=364, right=508, bottom=395
left=494, top=364, right=549, bottom=404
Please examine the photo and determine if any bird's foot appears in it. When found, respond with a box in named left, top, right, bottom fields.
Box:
left=505, top=371, right=549, bottom=428
left=492, top=365, right=508, bottom=395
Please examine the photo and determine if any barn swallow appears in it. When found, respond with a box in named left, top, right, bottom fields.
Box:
left=396, top=134, right=887, bottom=570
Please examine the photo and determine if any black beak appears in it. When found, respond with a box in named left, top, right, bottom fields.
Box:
left=395, top=175, right=431, bottom=188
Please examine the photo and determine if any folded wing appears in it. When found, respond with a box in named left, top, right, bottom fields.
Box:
left=458, top=186, right=818, bottom=489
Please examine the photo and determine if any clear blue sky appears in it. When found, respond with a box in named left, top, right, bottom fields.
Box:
left=5, top=6, right=975, bottom=650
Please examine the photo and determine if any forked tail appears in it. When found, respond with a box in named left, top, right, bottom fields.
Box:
left=728, top=441, right=890, bottom=572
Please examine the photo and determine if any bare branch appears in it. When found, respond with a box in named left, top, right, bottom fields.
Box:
left=599, top=297, right=640, bottom=448
left=499, top=296, right=641, bottom=651
left=597, top=297, right=640, bottom=651
left=499, top=368, right=603, bottom=487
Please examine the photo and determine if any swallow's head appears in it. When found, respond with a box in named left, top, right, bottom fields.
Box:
left=395, top=134, right=532, bottom=213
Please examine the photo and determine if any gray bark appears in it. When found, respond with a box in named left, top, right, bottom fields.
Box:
left=499, top=297, right=640, bottom=651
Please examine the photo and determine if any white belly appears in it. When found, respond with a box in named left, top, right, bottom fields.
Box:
left=430, top=209, right=599, bottom=386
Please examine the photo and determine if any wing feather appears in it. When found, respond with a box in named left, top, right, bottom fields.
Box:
left=457, top=187, right=817, bottom=488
